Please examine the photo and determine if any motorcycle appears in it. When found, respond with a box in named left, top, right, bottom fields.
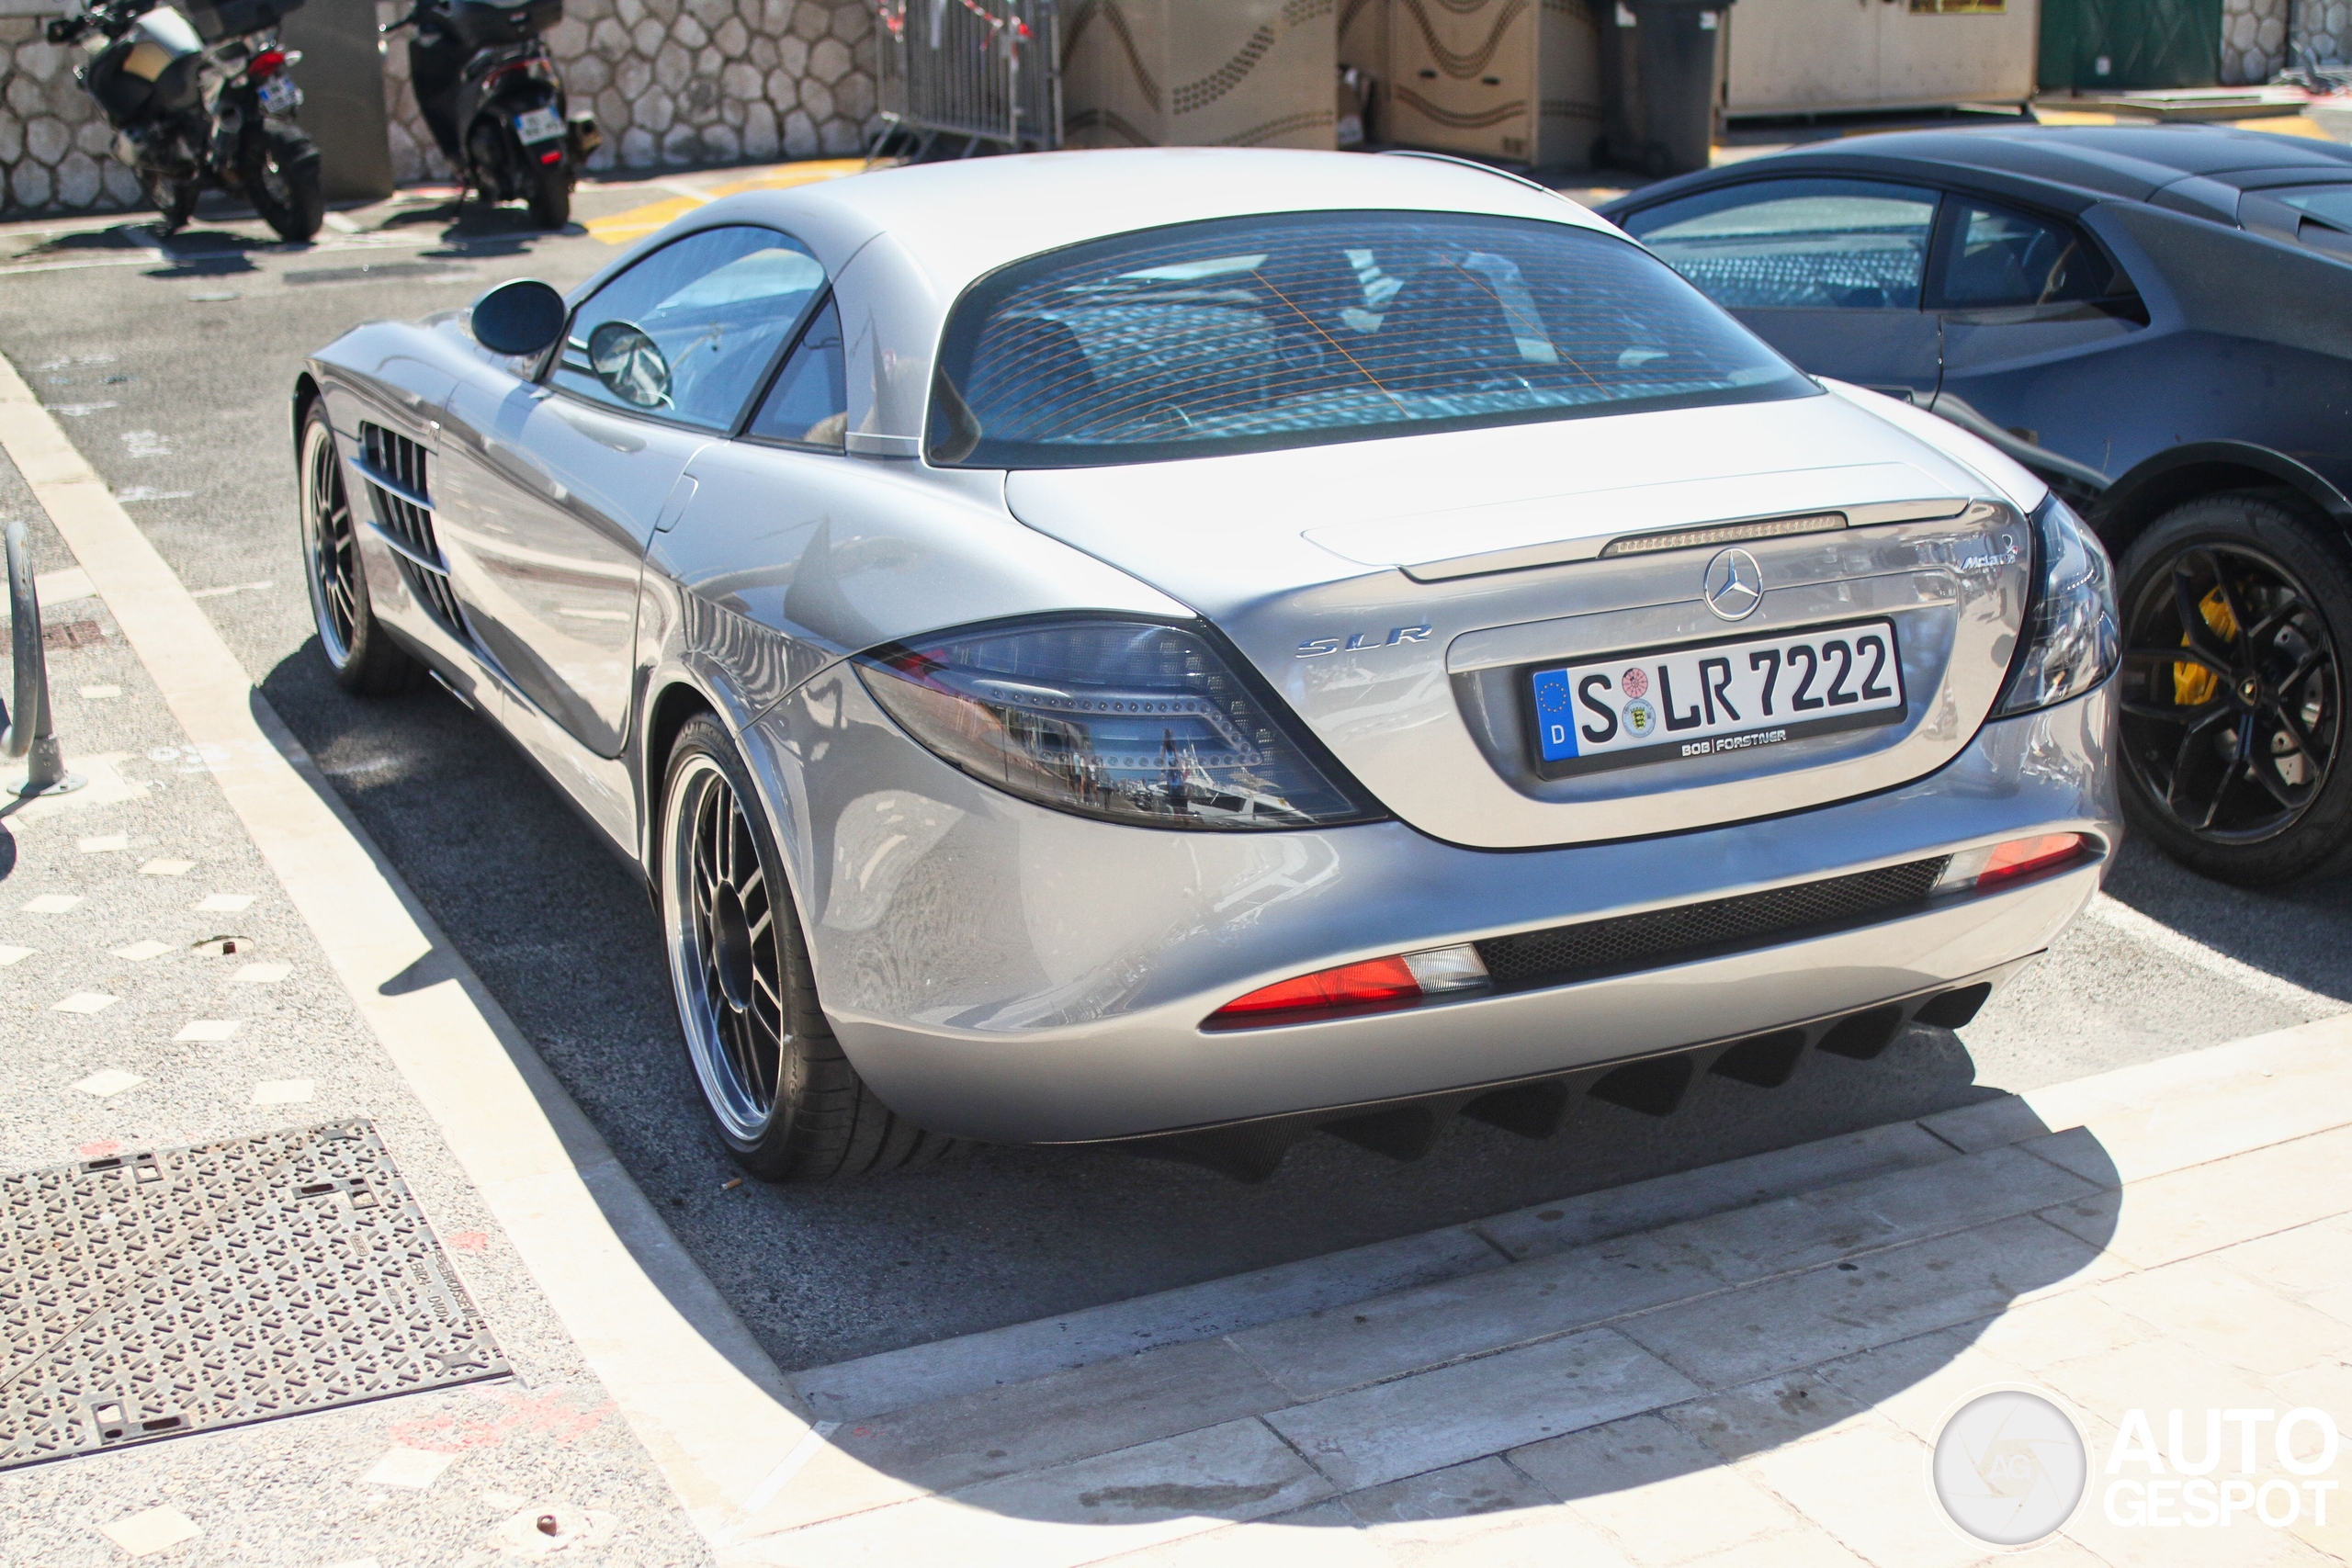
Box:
left=383, top=0, right=598, bottom=230
left=46, top=0, right=322, bottom=242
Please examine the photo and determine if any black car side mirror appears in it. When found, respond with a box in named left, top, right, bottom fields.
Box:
left=469, top=278, right=567, bottom=357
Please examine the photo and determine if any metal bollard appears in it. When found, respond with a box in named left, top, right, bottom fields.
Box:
left=3, top=519, right=85, bottom=798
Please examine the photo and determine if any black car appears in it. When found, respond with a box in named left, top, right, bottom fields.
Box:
left=1600, top=125, right=2352, bottom=886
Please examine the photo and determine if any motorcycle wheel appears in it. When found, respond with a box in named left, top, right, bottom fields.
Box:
left=141, top=170, right=198, bottom=235
left=525, top=158, right=571, bottom=230
left=241, top=122, right=323, bottom=243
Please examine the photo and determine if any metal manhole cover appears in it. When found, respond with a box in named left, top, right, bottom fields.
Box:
left=0, top=1120, right=506, bottom=1469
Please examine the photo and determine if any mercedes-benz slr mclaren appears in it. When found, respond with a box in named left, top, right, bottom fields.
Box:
left=292, top=150, right=2120, bottom=1180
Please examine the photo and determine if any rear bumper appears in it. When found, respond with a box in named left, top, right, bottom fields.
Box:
left=752, top=676, right=2116, bottom=1145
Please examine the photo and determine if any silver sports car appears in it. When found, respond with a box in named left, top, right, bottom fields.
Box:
left=293, top=149, right=2120, bottom=1181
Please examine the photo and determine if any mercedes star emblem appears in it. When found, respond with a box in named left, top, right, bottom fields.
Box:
left=1703, top=547, right=1764, bottom=622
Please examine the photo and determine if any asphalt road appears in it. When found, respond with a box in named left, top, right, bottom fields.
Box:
left=3, top=173, right=2346, bottom=1373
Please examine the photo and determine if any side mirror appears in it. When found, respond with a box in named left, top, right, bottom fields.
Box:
left=469, top=278, right=567, bottom=357
left=587, top=321, right=671, bottom=409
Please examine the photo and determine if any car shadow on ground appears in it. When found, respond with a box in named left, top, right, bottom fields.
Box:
left=2100, top=838, right=2352, bottom=1004
left=257, top=637, right=2111, bottom=1389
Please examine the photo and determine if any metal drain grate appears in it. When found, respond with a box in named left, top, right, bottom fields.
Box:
left=0, top=1121, right=506, bottom=1470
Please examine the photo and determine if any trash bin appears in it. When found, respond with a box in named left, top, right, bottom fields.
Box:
left=1597, top=0, right=1730, bottom=177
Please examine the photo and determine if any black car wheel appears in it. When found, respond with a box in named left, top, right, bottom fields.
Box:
left=299, top=404, right=419, bottom=695
left=2117, top=494, right=2352, bottom=886
left=657, top=714, right=956, bottom=1180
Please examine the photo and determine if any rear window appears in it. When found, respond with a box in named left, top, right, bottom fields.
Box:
left=926, top=210, right=1813, bottom=468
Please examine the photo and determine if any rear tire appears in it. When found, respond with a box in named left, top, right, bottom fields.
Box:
left=659, top=714, right=957, bottom=1181
left=299, top=404, right=420, bottom=696
left=2115, top=492, right=2352, bottom=886
left=525, top=158, right=571, bottom=230
left=242, top=122, right=322, bottom=242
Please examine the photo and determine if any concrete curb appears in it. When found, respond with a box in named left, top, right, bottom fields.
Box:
left=0, top=347, right=819, bottom=1546
left=739, top=1012, right=2352, bottom=1562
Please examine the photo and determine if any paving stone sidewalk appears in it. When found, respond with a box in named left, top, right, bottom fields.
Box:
left=727, top=1024, right=2352, bottom=1568
left=0, top=450, right=712, bottom=1565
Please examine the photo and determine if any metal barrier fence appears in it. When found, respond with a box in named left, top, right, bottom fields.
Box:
left=872, top=0, right=1061, bottom=158
left=3, top=519, right=81, bottom=800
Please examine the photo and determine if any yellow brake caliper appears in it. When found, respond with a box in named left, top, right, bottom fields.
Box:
left=2174, top=587, right=2237, bottom=706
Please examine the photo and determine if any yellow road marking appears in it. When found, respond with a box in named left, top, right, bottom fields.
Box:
left=584, top=158, right=868, bottom=245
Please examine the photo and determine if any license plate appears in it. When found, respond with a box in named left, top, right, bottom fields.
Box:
left=514, top=107, right=565, bottom=145
left=257, top=75, right=300, bottom=115
left=1529, top=619, right=1906, bottom=778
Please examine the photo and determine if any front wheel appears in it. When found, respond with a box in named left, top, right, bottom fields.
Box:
left=2116, top=493, right=2352, bottom=885
left=659, top=715, right=955, bottom=1181
left=241, top=121, right=323, bottom=242
left=525, top=157, right=571, bottom=230
left=141, top=169, right=198, bottom=233
left=300, top=404, right=419, bottom=695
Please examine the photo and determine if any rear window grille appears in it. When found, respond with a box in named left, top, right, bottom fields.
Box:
left=1474, top=856, right=1951, bottom=992
left=357, top=423, right=465, bottom=634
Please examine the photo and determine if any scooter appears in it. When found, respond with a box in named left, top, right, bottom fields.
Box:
left=383, top=0, right=598, bottom=230
left=47, top=0, right=322, bottom=241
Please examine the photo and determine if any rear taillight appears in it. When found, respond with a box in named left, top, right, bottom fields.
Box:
left=247, top=47, right=286, bottom=79
left=1204, top=944, right=1487, bottom=1030
left=1933, top=833, right=2086, bottom=893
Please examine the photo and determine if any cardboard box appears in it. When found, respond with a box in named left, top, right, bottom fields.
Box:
left=1064, top=0, right=1340, bottom=149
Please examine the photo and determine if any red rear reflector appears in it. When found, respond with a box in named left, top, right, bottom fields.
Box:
left=1209, top=955, right=1420, bottom=1025
left=539, top=148, right=563, bottom=164
left=1976, top=833, right=2083, bottom=887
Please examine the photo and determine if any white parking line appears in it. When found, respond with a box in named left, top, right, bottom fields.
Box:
left=0, top=347, right=820, bottom=1549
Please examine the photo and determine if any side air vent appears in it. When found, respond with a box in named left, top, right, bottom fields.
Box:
left=356, top=422, right=466, bottom=636
left=1474, top=856, right=1951, bottom=993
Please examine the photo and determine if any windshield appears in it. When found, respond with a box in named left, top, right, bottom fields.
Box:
left=926, top=210, right=1814, bottom=468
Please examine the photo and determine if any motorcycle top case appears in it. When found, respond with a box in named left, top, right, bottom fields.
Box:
left=185, top=0, right=307, bottom=42
left=447, top=0, right=562, bottom=50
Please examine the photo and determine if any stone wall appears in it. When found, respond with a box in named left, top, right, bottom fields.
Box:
left=0, top=0, right=879, bottom=216
left=2222, top=0, right=2350, bottom=84
left=379, top=0, right=880, bottom=184
left=2, top=21, right=145, bottom=213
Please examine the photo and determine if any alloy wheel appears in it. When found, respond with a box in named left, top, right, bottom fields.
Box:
left=662, top=754, right=786, bottom=1142
left=2120, top=542, right=2342, bottom=844
left=300, top=421, right=360, bottom=667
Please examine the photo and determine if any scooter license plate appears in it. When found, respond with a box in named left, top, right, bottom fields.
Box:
left=514, top=107, right=565, bottom=145
left=257, top=76, right=300, bottom=115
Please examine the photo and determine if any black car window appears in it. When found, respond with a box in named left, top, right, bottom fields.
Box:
left=2269, top=185, right=2352, bottom=258
left=554, top=225, right=826, bottom=430
left=1930, top=201, right=2116, bottom=309
left=1621, top=178, right=1939, bottom=310
left=744, top=295, right=846, bottom=449
left=926, top=211, right=1811, bottom=468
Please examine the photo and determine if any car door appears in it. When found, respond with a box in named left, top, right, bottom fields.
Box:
left=1927, top=195, right=2147, bottom=501
left=1619, top=175, right=1945, bottom=403
left=434, top=224, right=829, bottom=756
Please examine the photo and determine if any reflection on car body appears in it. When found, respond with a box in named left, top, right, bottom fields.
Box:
left=293, top=149, right=2119, bottom=1182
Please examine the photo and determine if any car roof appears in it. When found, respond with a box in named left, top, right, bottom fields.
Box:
left=1604, top=123, right=2352, bottom=215
left=616, top=147, right=1613, bottom=295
